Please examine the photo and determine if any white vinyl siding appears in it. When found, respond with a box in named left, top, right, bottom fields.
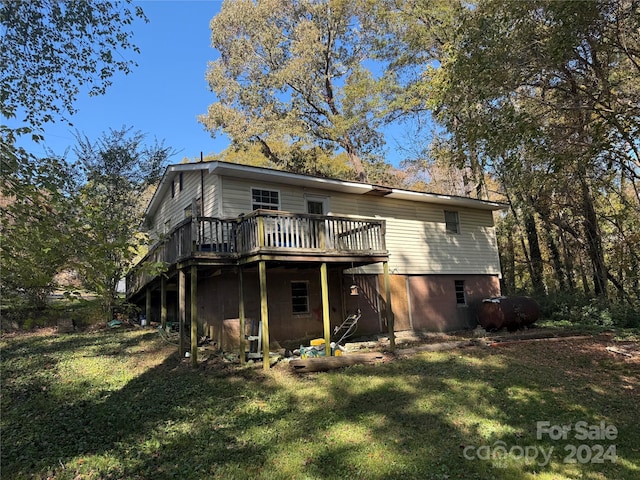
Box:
left=150, top=170, right=220, bottom=241
left=145, top=165, right=501, bottom=277
left=217, top=176, right=500, bottom=277
left=328, top=192, right=500, bottom=276
left=219, top=176, right=308, bottom=216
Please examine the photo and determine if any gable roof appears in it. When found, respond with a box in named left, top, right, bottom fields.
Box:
left=146, top=161, right=506, bottom=217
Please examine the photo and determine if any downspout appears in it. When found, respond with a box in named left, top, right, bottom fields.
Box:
left=200, top=152, right=205, bottom=216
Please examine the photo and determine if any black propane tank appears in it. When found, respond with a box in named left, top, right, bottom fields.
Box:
left=477, top=296, right=540, bottom=331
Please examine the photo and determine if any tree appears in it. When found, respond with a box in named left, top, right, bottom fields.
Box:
left=0, top=133, right=78, bottom=307
left=204, top=142, right=358, bottom=179
left=1, top=0, right=146, bottom=131
left=387, top=0, right=640, bottom=302
left=72, top=127, right=172, bottom=320
left=199, top=0, right=396, bottom=182
left=1, top=1, right=148, bottom=309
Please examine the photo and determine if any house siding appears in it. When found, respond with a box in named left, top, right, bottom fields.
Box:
left=219, top=176, right=322, bottom=216
left=136, top=163, right=505, bottom=340
left=144, top=270, right=501, bottom=344
left=408, top=274, right=501, bottom=331
left=330, top=193, right=500, bottom=275
left=151, top=171, right=197, bottom=237
left=149, top=170, right=224, bottom=241
left=216, top=175, right=501, bottom=277
left=198, top=266, right=348, bottom=349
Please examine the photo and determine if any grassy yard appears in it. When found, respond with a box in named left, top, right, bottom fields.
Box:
left=1, top=327, right=639, bottom=480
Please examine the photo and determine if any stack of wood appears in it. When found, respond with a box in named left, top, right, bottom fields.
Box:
left=290, top=352, right=386, bottom=373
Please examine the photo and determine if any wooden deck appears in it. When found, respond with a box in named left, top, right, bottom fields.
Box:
left=126, top=210, right=387, bottom=297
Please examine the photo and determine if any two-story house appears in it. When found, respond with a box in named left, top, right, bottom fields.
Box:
left=127, top=161, right=504, bottom=368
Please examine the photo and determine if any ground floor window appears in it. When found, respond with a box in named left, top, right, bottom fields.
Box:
left=291, top=281, right=309, bottom=314
left=455, top=280, right=466, bottom=305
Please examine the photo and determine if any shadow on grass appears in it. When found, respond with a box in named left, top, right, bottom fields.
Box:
left=1, top=331, right=639, bottom=479
left=1, top=330, right=282, bottom=479
left=311, top=344, right=639, bottom=479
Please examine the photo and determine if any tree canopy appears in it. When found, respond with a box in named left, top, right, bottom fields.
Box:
left=73, top=127, right=172, bottom=319
left=0, top=144, right=78, bottom=307
left=1, top=0, right=146, bottom=131
left=2, top=0, right=639, bottom=319
left=396, top=0, right=640, bottom=303
left=199, top=0, right=398, bottom=181
left=1, top=1, right=154, bottom=311
left=203, top=0, right=638, bottom=308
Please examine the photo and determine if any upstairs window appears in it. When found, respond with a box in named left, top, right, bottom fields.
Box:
left=445, top=210, right=460, bottom=234
left=291, top=281, right=309, bottom=314
left=252, top=188, right=280, bottom=211
left=305, top=195, right=329, bottom=215
left=307, top=200, right=324, bottom=215
left=455, top=280, right=466, bottom=305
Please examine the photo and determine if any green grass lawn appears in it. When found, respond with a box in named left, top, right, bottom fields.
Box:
left=1, top=327, right=638, bottom=479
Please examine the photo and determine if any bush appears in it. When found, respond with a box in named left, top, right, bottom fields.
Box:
left=608, top=302, right=640, bottom=328
left=0, top=298, right=107, bottom=332
left=538, top=293, right=639, bottom=328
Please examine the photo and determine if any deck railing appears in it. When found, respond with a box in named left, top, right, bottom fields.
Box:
left=239, top=210, right=386, bottom=253
left=127, top=211, right=386, bottom=296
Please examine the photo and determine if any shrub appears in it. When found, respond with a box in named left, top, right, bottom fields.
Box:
left=539, top=293, right=639, bottom=328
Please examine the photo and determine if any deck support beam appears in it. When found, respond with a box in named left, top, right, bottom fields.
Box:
left=383, top=261, right=395, bottom=352
left=320, top=263, right=331, bottom=356
left=145, top=288, right=151, bottom=326
left=238, top=267, right=246, bottom=365
left=178, top=269, right=186, bottom=358
left=259, top=261, right=270, bottom=370
left=160, top=275, right=167, bottom=331
left=190, top=265, right=198, bottom=368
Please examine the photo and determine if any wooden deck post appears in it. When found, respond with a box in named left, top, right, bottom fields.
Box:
left=257, top=215, right=265, bottom=248
left=191, top=216, right=198, bottom=253
left=319, top=220, right=326, bottom=250
left=160, top=275, right=167, bottom=331
left=178, top=269, right=186, bottom=358
left=383, top=261, right=395, bottom=352
left=259, top=261, right=270, bottom=370
left=320, top=262, right=331, bottom=356
left=190, top=265, right=198, bottom=368
left=238, top=267, right=246, bottom=365
left=145, top=288, right=151, bottom=326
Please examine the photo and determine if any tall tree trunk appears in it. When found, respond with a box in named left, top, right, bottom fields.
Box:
left=559, top=228, right=576, bottom=291
left=579, top=252, right=592, bottom=296
left=502, top=195, right=539, bottom=293
left=468, top=144, right=487, bottom=200
left=617, top=244, right=625, bottom=303
left=542, top=222, right=566, bottom=291
left=343, top=140, right=368, bottom=182
left=631, top=247, right=639, bottom=299
left=580, top=177, right=608, bottom=299
left=499, top=229, right=516, bottom=294
left=522, top=204, right=545, bottom=294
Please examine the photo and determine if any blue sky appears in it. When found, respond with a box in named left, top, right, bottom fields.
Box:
left=11, top=0, right=421, bottom=166
left=16, top=1, right=227, bottom=162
